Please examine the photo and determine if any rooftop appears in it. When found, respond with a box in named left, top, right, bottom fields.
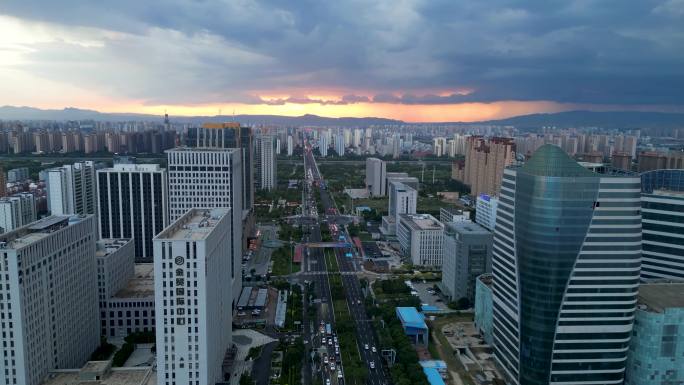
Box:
left=479, top=274, right=494, bottom=287
left=652, top=189, right=684, bottom=198
left=396, top=307, right=428, bottom=330
left=637, top=283, right=684, bottom=313
left=0, top=215, right=87, bottom=250
left=165, top=146, right=240, bottom=154
left=445, top=221, right=490, bottom=235
left=155, top=208, right=229, bottom=241
left=101, top=164, right=163, bottom=172
left=521, top=145, right=597, bottom=178
left=96, top=239, right=133, bottom=258
left=422, top=367, right=446, bottom=385
left=400, top=214, right=443, bottom=231
left=113, top=264, right=154, bottom=299
left=43, top=367, right=154, bottom=385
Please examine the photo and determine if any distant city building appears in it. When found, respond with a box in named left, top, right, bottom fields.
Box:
left=0, top=167, right=6, bottom=197
left=438, top=206, right=470, bottom=224
left=611, top=151, right=632, bottom=171
left=287, top=135, right=294, bottom=156
left=167, top=147, right=243, bottom=301
left=492, top=145, right=641, bottom=384
left=433, top=137, right=447, bottom=157
left=96, top=164, right=169, bottom=262
left=335, top=133, right=345, bottom=156
left=318, top=133, right=329, bottom=157
left=475, top=194, right=498, bottom=231
left=365, top=157, right=387, bottom=197
left=7, top=167, right=29, bottom=183
left=441, top=221, right=492, bottom=302
left=46, top=161, right=97, bottom=216
left=474, top=274, right=493, bottom=345
left=386, top=172, right=419, bottom=192
left=382, top=181, right=417, bottom=235
left=625, top=283, right=684, bottom=385
left=640, top=169, right=684, bottom=281
left=0, top=216, right=99, bottom=385
left=0, top=192, right=36, bottom=233
left=154, top=208, right=233, bottom=385
left=461, top=136, right=515, bottom=197
left=397, top=213, right=444, bottom=266
left=255, top=134, right=277, bottom=190
left=638, top=150, right=684, bottom=172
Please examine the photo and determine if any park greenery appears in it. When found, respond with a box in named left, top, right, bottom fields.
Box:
left=270, top=245, right=300, bottom=276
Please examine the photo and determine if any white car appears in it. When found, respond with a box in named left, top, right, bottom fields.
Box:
left=369, top=361, right=375, bottom=369
left=372, top=346, right=377, bottom=353
left=322, top=337, right=326, bottom=344
left=326, top=379, right=330, bottom=385
left=330, top=363, right=335, bottom=371
left=324, top=356, right=328, bottom=364
left=337, top=371, right=343, bottom=379
left=328, top=339, right=333, bottom=346
left=364, top=344, right=369, bottom=350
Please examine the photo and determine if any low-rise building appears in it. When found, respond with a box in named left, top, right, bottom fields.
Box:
left=441, top=221, right=492, bottom=303
left=625, top=283, right=684, bottom=385
left=396, top=307, right=428, bottom=347
left=397, top=214, right=444, bottom=266
left=438, top=206, right=470, bottom=224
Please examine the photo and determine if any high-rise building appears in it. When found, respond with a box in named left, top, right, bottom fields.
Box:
left=397, top=213, right=444, bottom=266
left=491, top=145, right=642, bottom=385
left=167, top=147, right=243, bottom=301
left=640, top=169, right=684, bottom=281
left=318, top=134, right=329, bottom=157
left=433, top=137, right=447, bottom=157
left=255, top=134, right=277, bottom=190
left=441, top=221, right=492, bottom=303
left=187, top=123, right=254, bottom=214
left=7, top=167, right=29, bottom=182
left=382, top=181, right=418, bottom=235
left=287, top=135, right=294, bottom=156
left=612, top=151, right=632, bottom=171
left=0, top=167, right=6, bottom=197
left=0, top=215, right=100, bottom=385
left=625, top=283, right=684, bottom=385
left=154, top=208, right=233, bottom=385
left=46, top=161, right=97, bottom=216
left=462, top=136, right=516, bottom=197
left=335, top=133, right=345, bottom=156
left=365, top=157, right=387, bottom=197
left=0, top=192, right=36, bottom=233
left=475, top=194, right=499, bottom=231
left=97, top=164, right=169, bottom=262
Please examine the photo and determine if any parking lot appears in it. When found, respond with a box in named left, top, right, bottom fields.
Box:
left=412, top=282, right=450, bottom=311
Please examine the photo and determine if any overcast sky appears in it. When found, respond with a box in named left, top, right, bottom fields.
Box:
left=1, top=0, right=683, bottom=121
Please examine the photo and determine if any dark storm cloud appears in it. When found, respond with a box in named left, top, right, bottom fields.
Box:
left=1, top=0, right=683, bottom=105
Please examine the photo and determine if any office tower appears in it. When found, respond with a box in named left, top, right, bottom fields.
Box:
left=397, top=213, right=444, bottom=266
left=97, top=164, right=169, bottom=262
left=386, top=172, right=419, bottom=192
left=0, top=215, right=99, bottom=385
left=475, top=194, right=499, bottom=231
left=318, top=134, right=329, bottom=157
left=382, top=181, right=418, bottom=235
left=154, top=208, right=233, bottom=385
left=0, top=167, right=5, bottom=197
left=335, top=133, right=345, bottom=156
left=625, top=283, right=684, bottom=385
left=167, top=147, right=242, bottom=301
left=640, top=169, right=684, bottom=281
left=46, top=161, right=97, bottom=215
left=491, top=145, right=642, bottom=385
left=365, top=157, right=387, bottom=197
left=463, top=136, right=515, bottom=197
left=441, top=221, right=492, bottom=302
left=187, top=123, right=254, bottom=214
left=0, top=192, right=36, bottom=233
left=287, top=135, right=293, bottom=156
left=255, top=134, right=277, bottom=190
left=7, top=167, right=29, bottom=182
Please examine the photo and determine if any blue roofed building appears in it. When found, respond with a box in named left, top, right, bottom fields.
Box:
left=396, top=307, right=429, bottom=347
left=422, top=367, right=446, bottom=385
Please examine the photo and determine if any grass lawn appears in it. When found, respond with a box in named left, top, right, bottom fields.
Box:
left=352, top=197, right=388, bottom=214
left=271, top=247, right=301, bottom=276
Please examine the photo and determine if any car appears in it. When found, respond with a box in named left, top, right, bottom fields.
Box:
left=372, top=346, right=376, bottom=353
left=328, top=339, right=333, bottom=346
left=357, top=300, right=362, bottom=305
left=330, top=363, right=335, bottom=371
left=326, top=379, right=330, bottom=385
left=364, top=344, right=369, bottom=350
left=324, top=356, right=328, bottom=364
left=237, top=311, right=246, bottom=317
left=369, top=361, right=375, bottom=369
left=337, top=371, right=343, bottom=379
left=322, top=337, right=326, bottom=344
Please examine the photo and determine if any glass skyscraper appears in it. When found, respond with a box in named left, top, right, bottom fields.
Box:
left=492, top=145, right=642, bottom=385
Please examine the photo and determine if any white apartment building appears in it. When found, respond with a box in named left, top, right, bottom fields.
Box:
left=397, top=214, right=445, bottom=266
left=0, top=193, right=36, bottom=233
left=166, top=147, right=242, bottom=304
left=255, top=134, right=277, bottom=190
left=154, top=209, right=233, bottom=385
left=0, top=215, right=100, bottom=385
left=97, top=164, right=169, bottom=262
left=46, top=161, right=97, bottom=216
left=382, top=181, right=417, bottom=235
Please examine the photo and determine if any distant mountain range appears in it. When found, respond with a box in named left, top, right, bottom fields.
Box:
left=0, top=105, right=682, bottom=129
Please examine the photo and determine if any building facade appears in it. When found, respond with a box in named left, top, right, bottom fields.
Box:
left=167, top=147, right=243, bottom=303
left=0, top=193, right=36, bottom=233
left=625, top=283, right=684, bottom=385
left=97, top=164, right=169, bottom=262
left=255, top=134, right=277, bottom=191
left=46, top=161, right=97, bottom=216
left=474, top=274, right=493, bottom=345
left=441, top=221, right=492, bottom=302
left=491, top=145, right=642, bottom=385
left=639, top=169, right=684, bottom=281
left=475, top=194, right=498, bottom=232
left=366, top=158, right=387, bottom=197
left=0, top=216, right=100, bottom=385
left=397, top=214, right=444, bottom=266
left=154, top=209, right=233, bottom=385
left=462, top=136, right=516, bottom=197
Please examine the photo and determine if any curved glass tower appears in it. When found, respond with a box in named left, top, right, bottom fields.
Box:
left=492, top=145, right=642, bottom=385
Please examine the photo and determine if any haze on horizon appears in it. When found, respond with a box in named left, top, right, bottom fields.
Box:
left=0, top=0, right=683, bottom=122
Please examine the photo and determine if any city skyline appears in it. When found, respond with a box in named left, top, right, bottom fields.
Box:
left=1, top=1, right=684, bottom=122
